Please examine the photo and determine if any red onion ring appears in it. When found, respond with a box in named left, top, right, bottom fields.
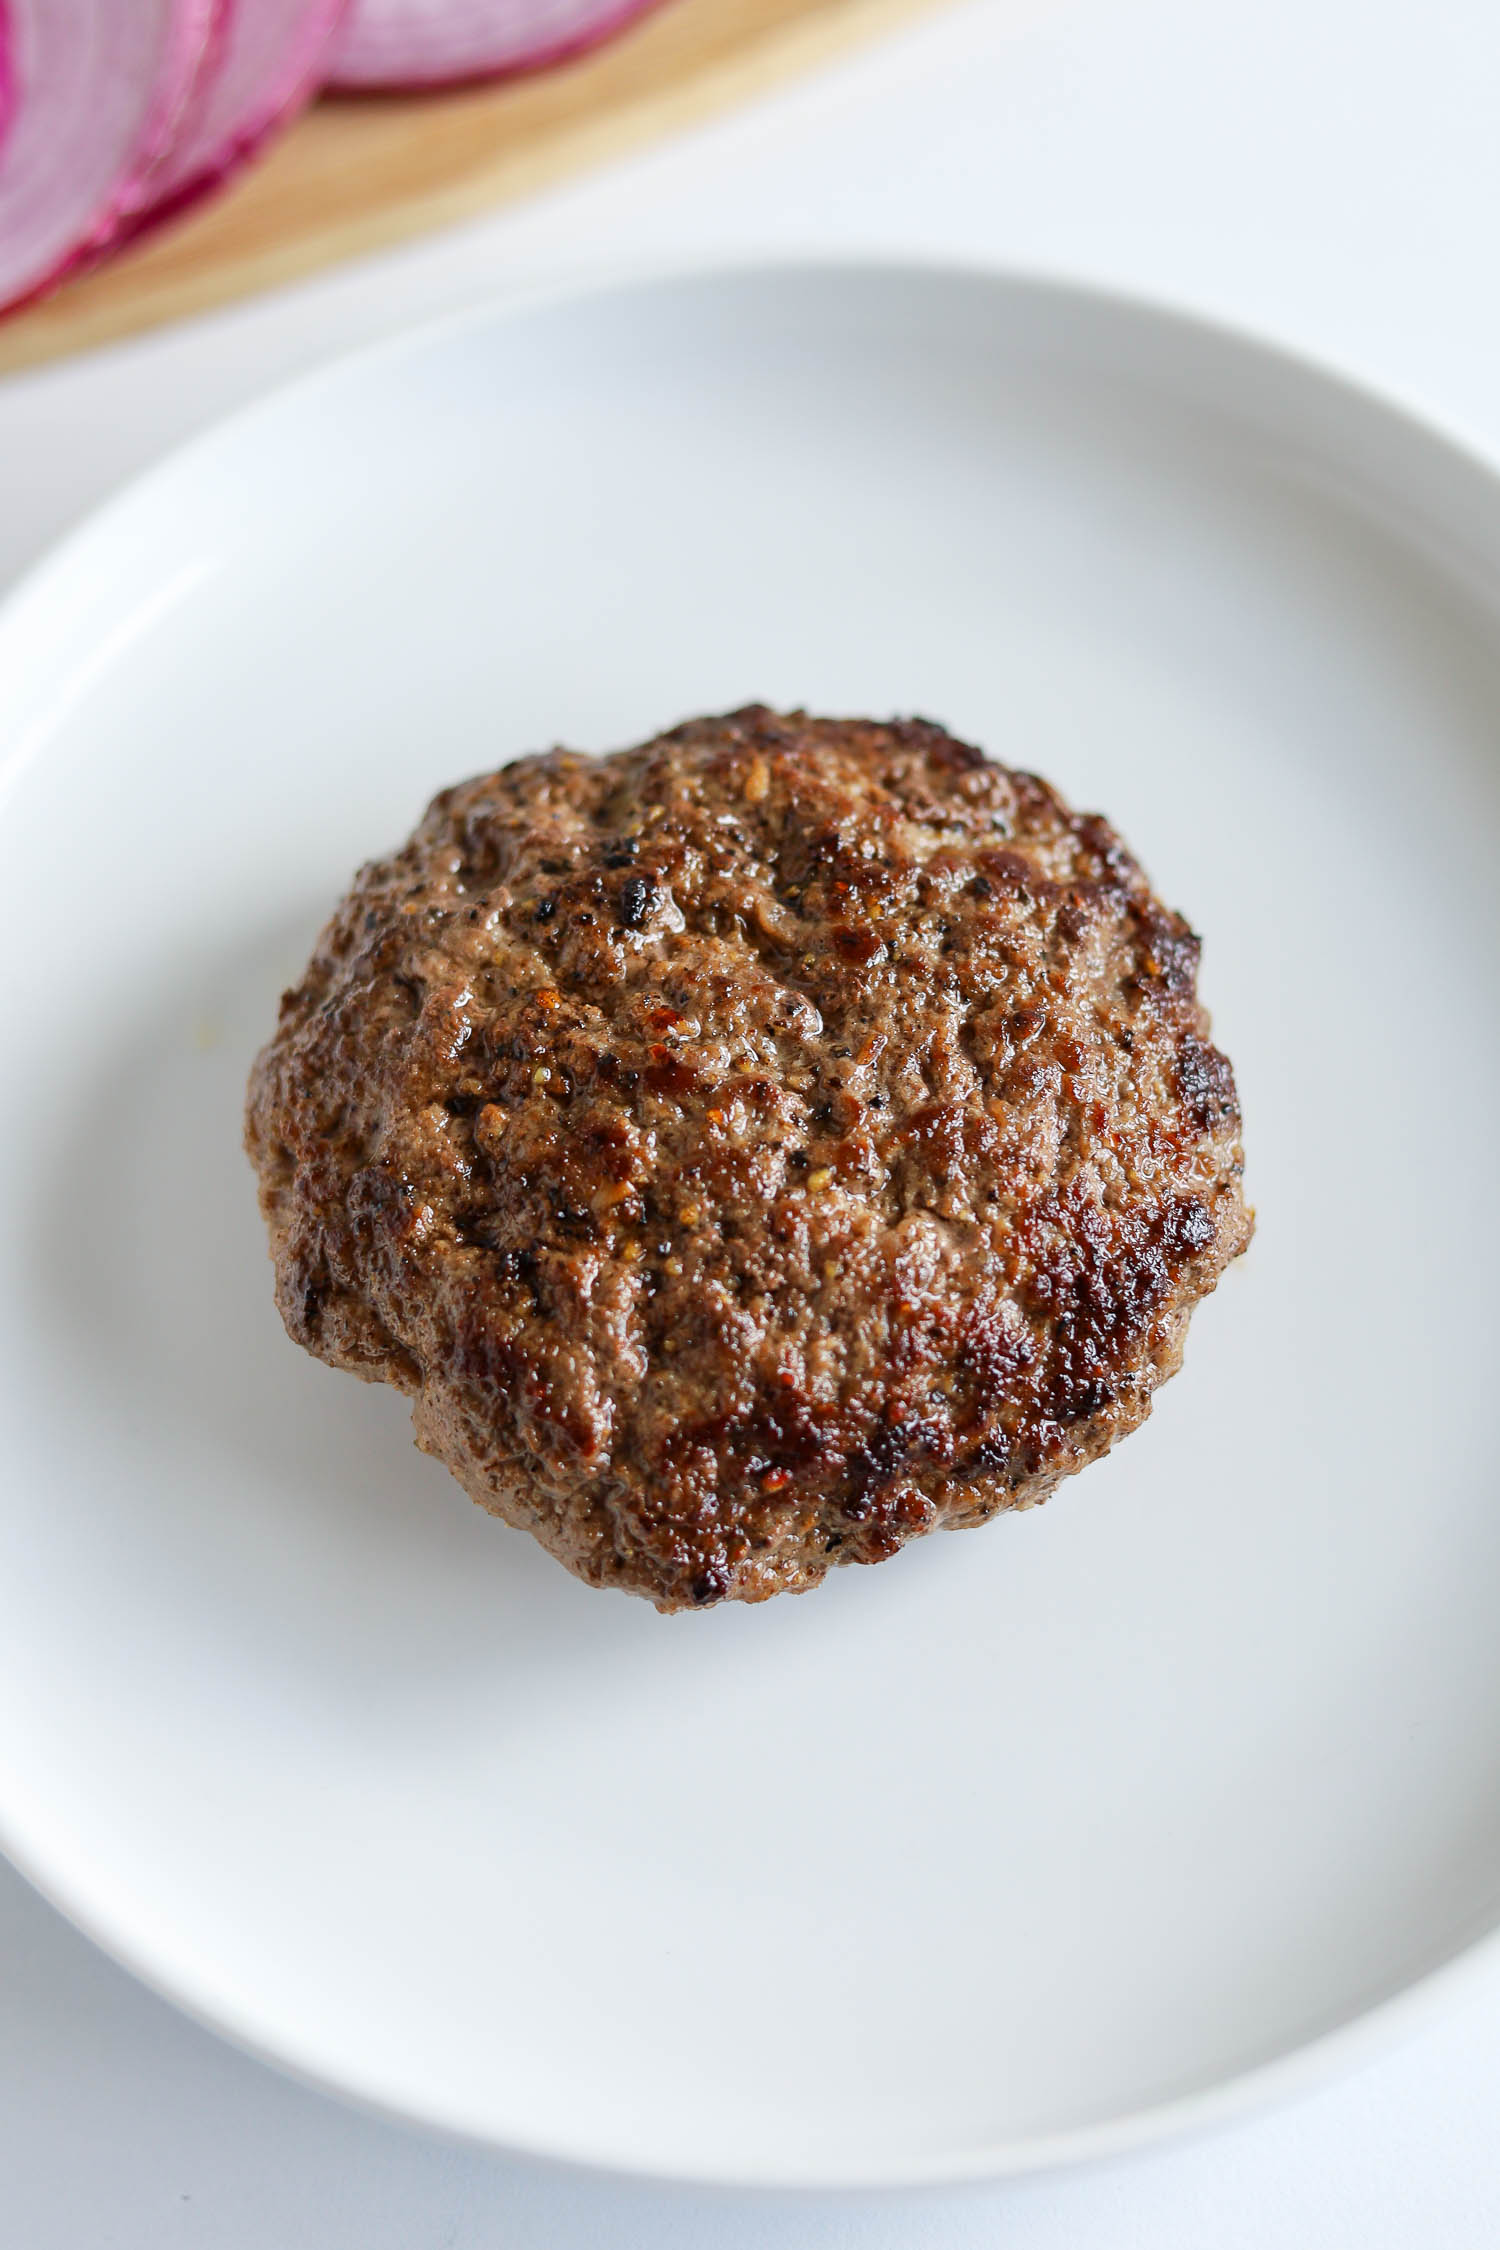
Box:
left=0, top=0, right=217, bottom=315
left=0, top=5, right=17, bottom=166
left=124, top=0, right=352, bottom=244
left=324, top=0, right=664, bottom=94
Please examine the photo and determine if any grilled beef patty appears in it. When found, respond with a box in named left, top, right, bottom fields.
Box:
left=246, top=708, right=1251, bottom=1609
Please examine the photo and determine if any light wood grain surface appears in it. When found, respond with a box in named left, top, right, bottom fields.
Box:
left=0, top=0, right=946, bottom=376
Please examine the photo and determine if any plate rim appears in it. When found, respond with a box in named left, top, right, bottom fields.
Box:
left=3, top=249, right=1500, bottom=2191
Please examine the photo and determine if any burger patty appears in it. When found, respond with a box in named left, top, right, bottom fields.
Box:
left=246, top=707, right=1252, bottom=1610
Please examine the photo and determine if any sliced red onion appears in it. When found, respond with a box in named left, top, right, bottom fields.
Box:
left=124, top=0, right=352, bottom=243
left=0, top=5, right=17, bottom=166
left=0, top=0, right=216, bottom=316
left=325, top=0, right=663, bottom=93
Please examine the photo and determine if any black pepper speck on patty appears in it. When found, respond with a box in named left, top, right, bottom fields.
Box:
left=246, top=707, right=1251, bottom=1610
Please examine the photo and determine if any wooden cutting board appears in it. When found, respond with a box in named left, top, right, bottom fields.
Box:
left=0, top=0, right=947, bottom=377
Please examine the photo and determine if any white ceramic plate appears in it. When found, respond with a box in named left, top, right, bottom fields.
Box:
left=4, top=262, right=1500, bottom=2189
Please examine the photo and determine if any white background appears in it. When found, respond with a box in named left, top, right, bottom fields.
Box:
left=5, top=0, right=1500, bottom=2238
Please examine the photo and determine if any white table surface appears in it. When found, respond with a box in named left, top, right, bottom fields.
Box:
left=5, top=0, right=1500, bottom=2238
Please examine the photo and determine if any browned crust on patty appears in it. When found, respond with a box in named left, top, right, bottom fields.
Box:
left=245, top=707, right=1252, bottom=1609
